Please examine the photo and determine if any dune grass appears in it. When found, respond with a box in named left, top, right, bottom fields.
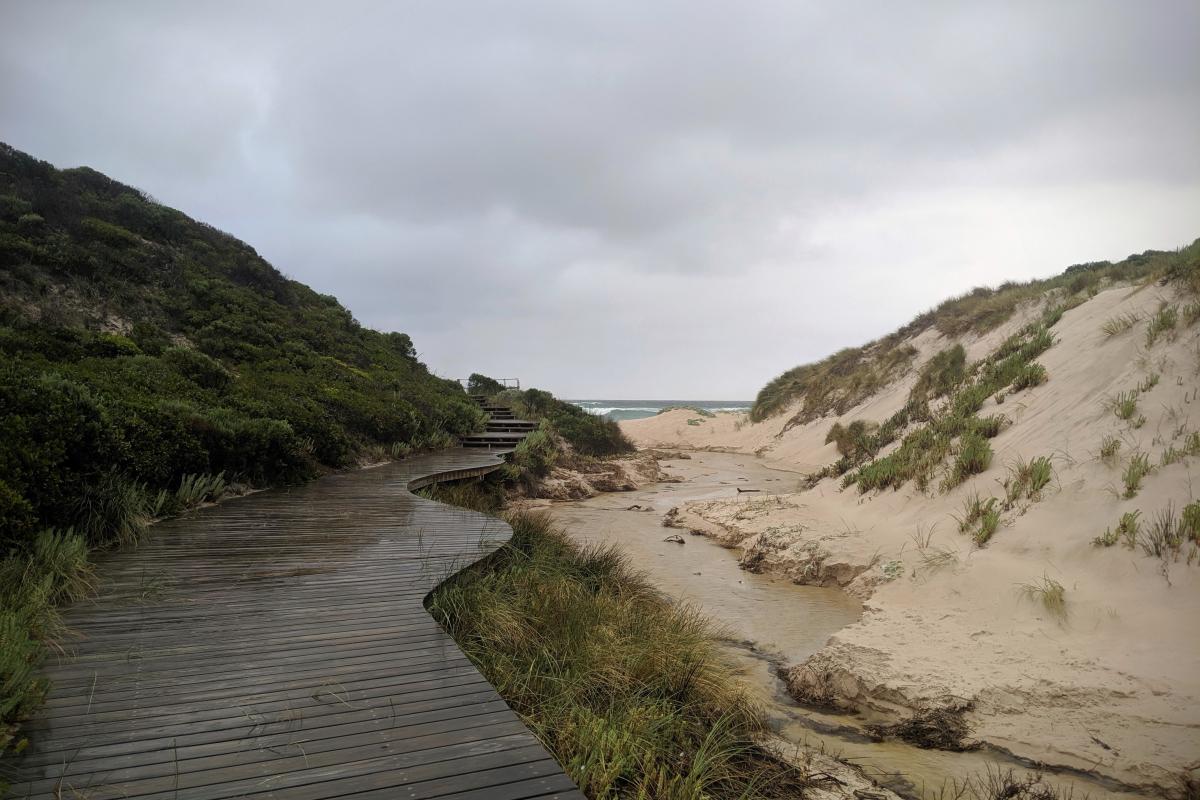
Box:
left=1144, top=303, right=1179, bottom=348
left=1109, top=390, right=1139, bottom=421
left=1122, top=452, right=1152, bottom=498
left=1017, top=574, right=1068, bottom=622
left=426, top=510, right=812, bottom=798
left=752, top=242, right=1197, bottom=424
left=0, top=529, right=95, bottom=761
left=1099, top=435, right=1122, bottom=463
left=1095, top=510, right=1142, bottom=549
left=1101, top=312, right=1141, bottom=337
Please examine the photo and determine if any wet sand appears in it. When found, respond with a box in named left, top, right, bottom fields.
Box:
left=550, top=452, right=1149, bottom=800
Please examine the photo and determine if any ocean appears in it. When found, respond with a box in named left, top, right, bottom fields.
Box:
left=569, top=400, right=753, bottom=422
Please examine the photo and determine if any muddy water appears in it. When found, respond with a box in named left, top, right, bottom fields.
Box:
left=550, top=452, right=1146, bottom=800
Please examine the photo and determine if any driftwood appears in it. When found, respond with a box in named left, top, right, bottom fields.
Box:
left=663, top=534, right=686, bottom=544
left=736, top=487, right=761, bottom=493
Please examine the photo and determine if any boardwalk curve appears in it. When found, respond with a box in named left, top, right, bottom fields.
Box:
left=5, top=445, right=584, bottom=799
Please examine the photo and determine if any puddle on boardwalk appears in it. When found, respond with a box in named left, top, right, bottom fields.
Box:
left=550, top=452, right=1148, bottom=800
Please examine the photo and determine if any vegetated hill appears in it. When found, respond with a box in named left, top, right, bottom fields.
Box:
left=0, top=143, right=484, bottom=757
left=0, top=141, right=485, bottom=547
left=621, top=238, right=1200, bottom=792
left=750, top=247, right=1191, bottom=425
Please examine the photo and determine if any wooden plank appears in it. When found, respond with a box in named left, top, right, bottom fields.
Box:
left=2, top=444, right=582, bottom=799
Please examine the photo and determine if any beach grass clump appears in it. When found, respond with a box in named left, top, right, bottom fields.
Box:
left=1, top=528, right=95, bottom=760
left=658, top=405, right=716, bottom=418
left=1004, top=455, right=1053, bottom=505
left=956, top=492, right=1001, bottom=545
left=824, top=419, right=881, bottom=461
left=427, top=511, right=812, bottom=798
left=1095, top=510, right=1141, bottom=548
left=1017, top=574, right=1068, bottom=621
left=909, top=344, right=967, bottom=403
left=1101, top=313, right=1141, bottom=337
left=1141, top=504, right=1183, bottom=560
left=174, top=472, right=227, bottom=512
left=1110, top=390, right=1139, bottom=421
left=1010, top=362, right=1048, bottom=391
left=1144, top=303, right=1179, bottom=347
left=1181, top=502, right=1200, bottom=545
left=942, top=432, right=993, bottom=491
left=752, top=341, right=918, bottom=425
left=1138, top=372, right=1160, bottom=393
left=1123, top=452, right=1152, bottom=498
left=1183, top=301, right=1200, bottom=327
left=1099, top=435, right=1122, bottom=463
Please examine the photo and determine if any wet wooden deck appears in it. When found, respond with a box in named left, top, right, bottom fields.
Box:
left=4, top=448, right=583, bottom=799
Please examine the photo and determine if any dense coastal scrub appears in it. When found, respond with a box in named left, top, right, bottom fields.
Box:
left=493, top=386, right=634, bottom=458
left=751, top=244, right=1197, bottom=423
left=0, top=143, right=483, bottom=760
left=426, top=505, right=811, bottom=799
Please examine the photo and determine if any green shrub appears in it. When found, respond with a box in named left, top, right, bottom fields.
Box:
left=467, top=372, right=506, bottom=396
left=498, top=388, right=633, bottom=458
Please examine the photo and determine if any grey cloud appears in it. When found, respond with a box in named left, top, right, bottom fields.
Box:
left=2, top=0, right=1198, bottom=397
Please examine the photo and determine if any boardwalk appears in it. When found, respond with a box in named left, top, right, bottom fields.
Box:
left=5, top=447, right=584, bottom=799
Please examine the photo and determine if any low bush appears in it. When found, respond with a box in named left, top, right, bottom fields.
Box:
left=943, top=432, right=993, bottom=490
left=495, top=386, right=633, bottom=458
left=1011, top=362, right=1048, bottom=391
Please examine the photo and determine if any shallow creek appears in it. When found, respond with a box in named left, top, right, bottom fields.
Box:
left=549, top=452, right=1146, bottom=800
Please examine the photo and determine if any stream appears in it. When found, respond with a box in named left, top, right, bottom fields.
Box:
left=549, top=452, right=1147, bottom=800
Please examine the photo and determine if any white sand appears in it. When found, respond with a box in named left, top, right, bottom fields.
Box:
left=622, top=284, right=1200, bottom=792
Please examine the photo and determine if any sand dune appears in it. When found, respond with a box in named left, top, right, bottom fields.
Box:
left=623, top=283, right=1200, bottom=793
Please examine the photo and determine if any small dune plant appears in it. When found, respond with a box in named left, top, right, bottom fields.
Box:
left=1095, top=510, right=1141, bottom=548
left=1099, top=434, right=1122, bottom=464
left=1101, top=312, right=1140, bottom=338
left=1011, top=362, right=1048, bottom=391
left=1138, top=372, right=1160, bottom=392
left=1004, top=455, right=1054, bottom=506
left=1144, top=303, right=1179, bottom=347
left=956, top=492, right=1001, bottom=546
left=1017, top=574, right=1068, bottom=622
left=943, top=432, right=993, bottom=490
left=1110, top=390, right=1139, bottom=421
left=1140, top=503, right=1183, bottom=560
left=1122, top=452, right=1152, bottom=498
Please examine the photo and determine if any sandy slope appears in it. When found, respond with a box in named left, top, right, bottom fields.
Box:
left=622, top=284, right=1200, bottom=793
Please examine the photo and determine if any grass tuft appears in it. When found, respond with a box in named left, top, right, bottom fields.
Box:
left=1017, top=574, right=1068, bottom=621
left=1122, top=452, right=1152, bottom=498
left=1101, top=312, right=1141, bottom=337
left=1095, top=510, right=1141, bottom=548
left=1110, top=390, right=1139, bottom=421
left=1099, top=435, right=1122, bottom=463
left=1144, top=303, right=1179, bottom=347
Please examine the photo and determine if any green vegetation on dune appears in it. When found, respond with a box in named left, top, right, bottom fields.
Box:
left=427, top=508, right=811, bottom=799
left=0, top=143, right=485, bottom=760
left=490, top=385, right=635, bottom=458
left=752, top=242, right=1199, bottom=423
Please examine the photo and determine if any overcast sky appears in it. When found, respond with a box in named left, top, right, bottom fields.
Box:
left=2, top=2, right=1198, bottom=398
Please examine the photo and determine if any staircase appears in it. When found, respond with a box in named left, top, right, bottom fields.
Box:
left=460, top=396, right=539, bottom=449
